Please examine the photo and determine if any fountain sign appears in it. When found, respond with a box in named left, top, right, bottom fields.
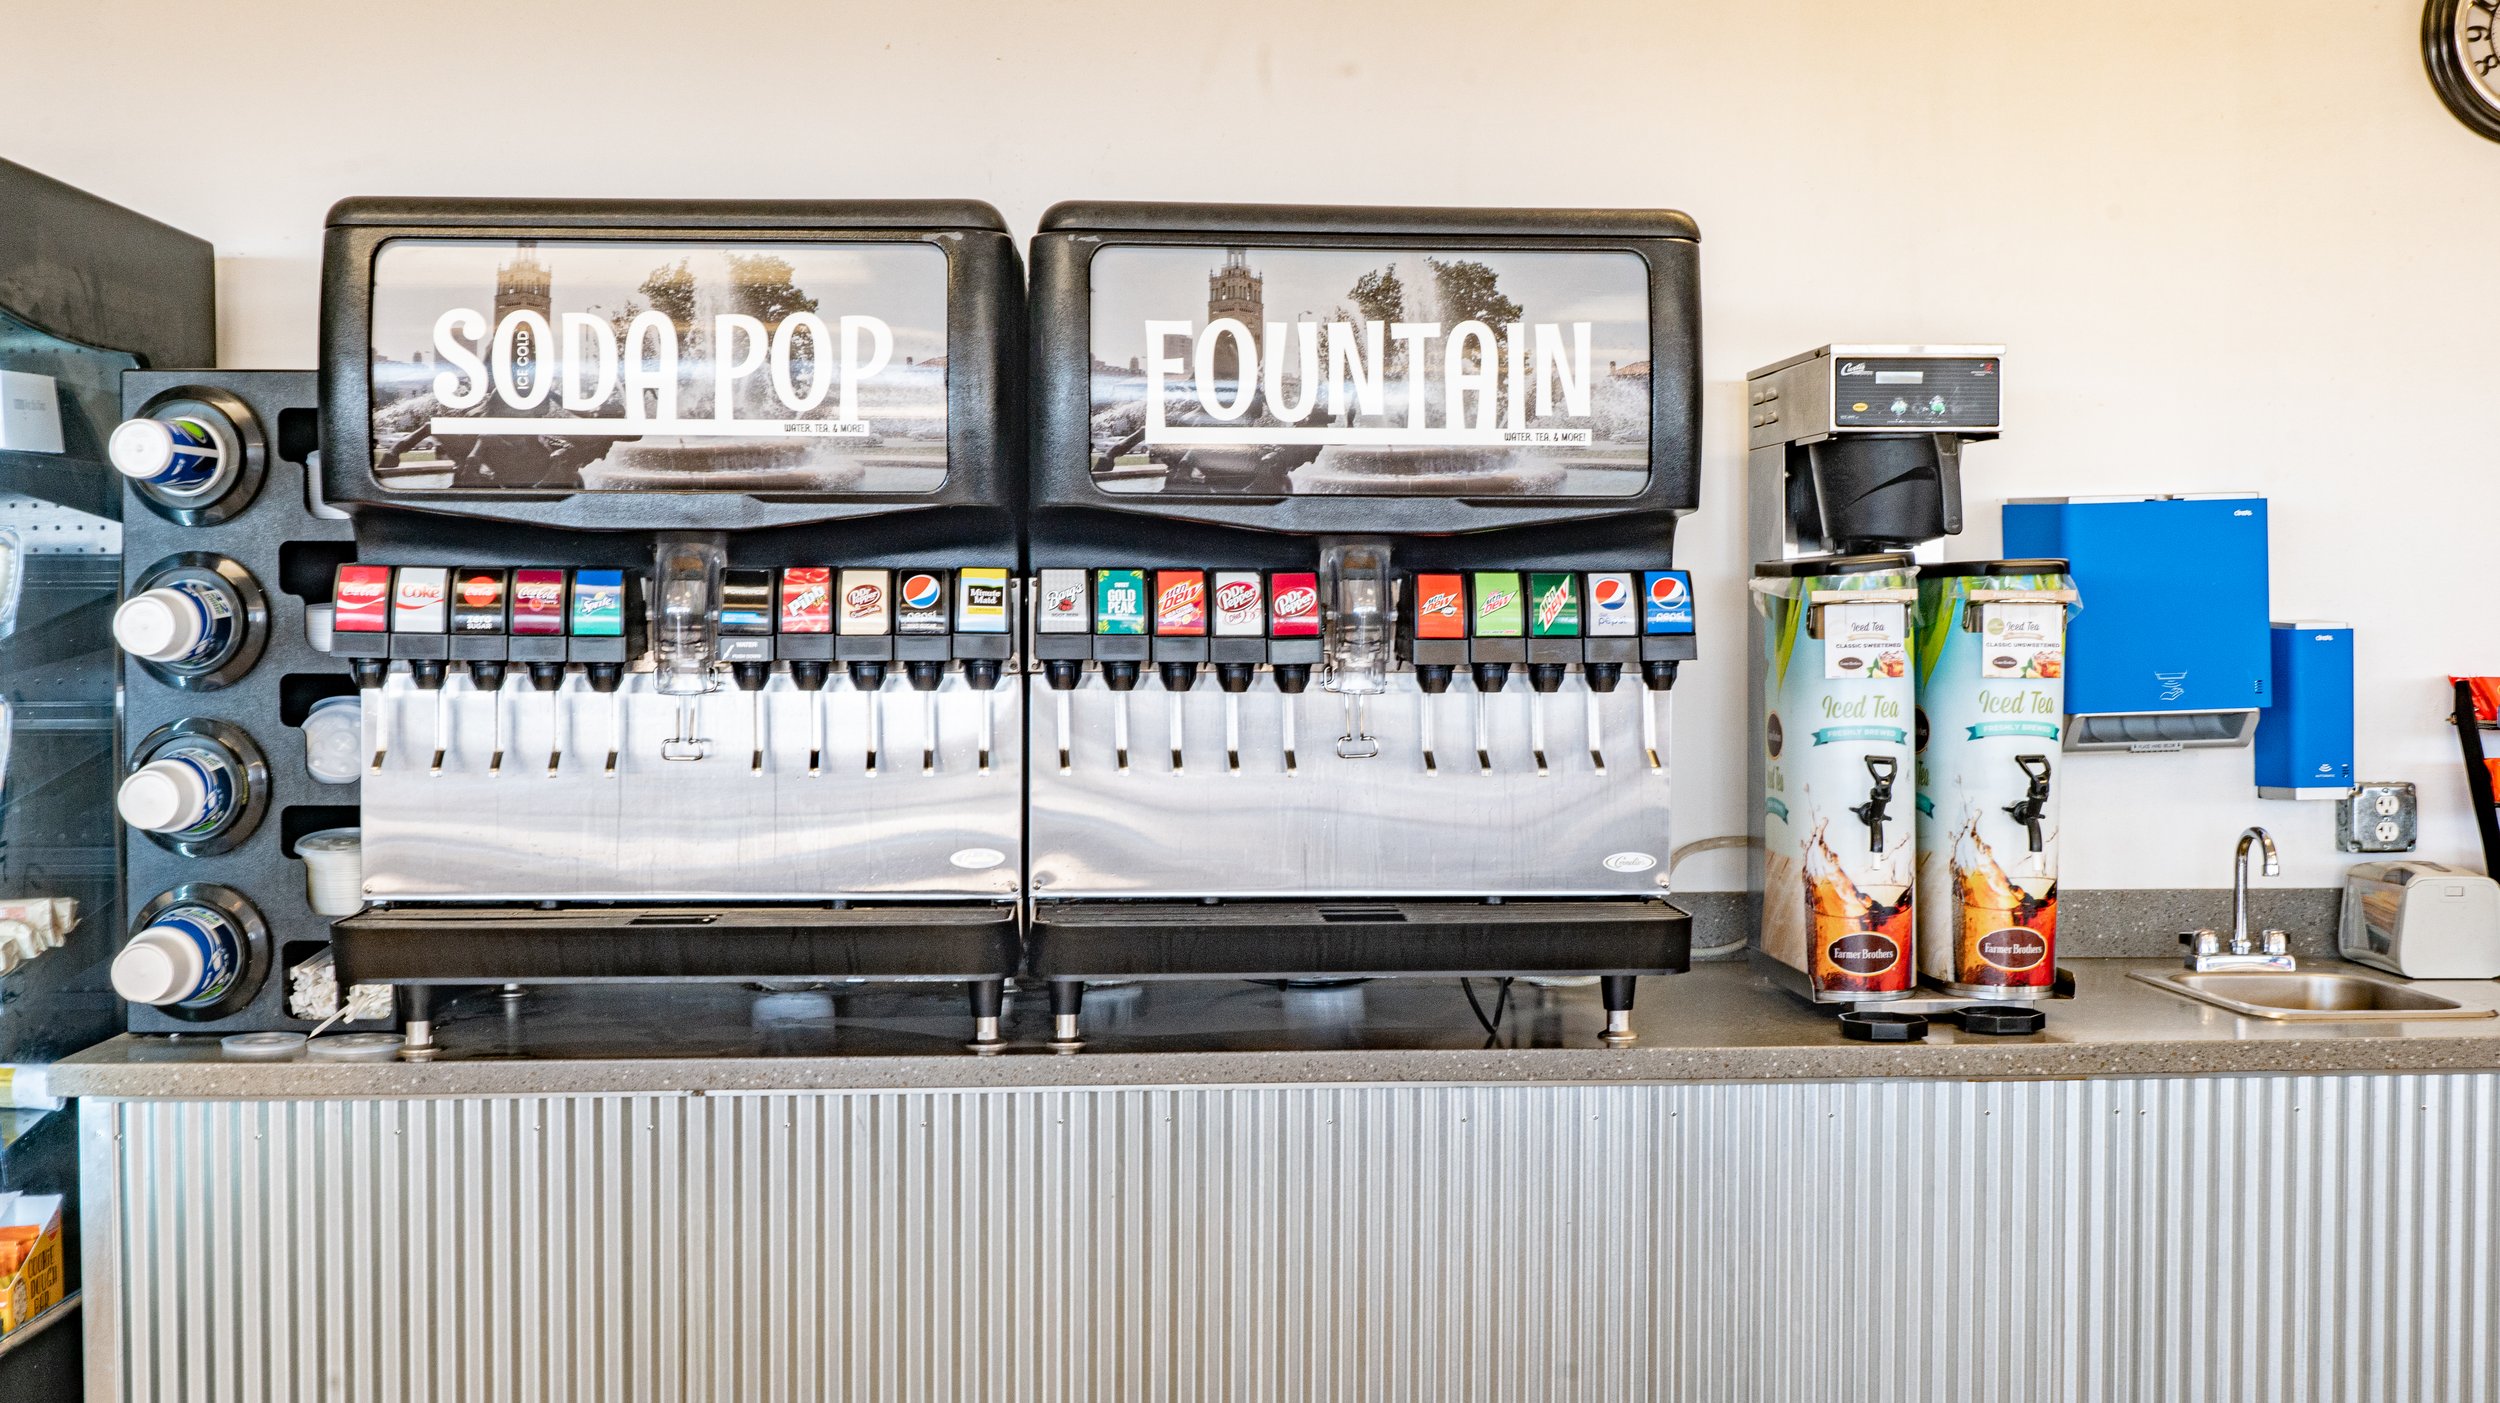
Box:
left=1086, top=245, right=1653, bottom=498
left=366, top=238, right=950, bottom=493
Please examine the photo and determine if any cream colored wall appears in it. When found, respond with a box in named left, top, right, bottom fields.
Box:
left=18, top=0, right=2494, bottom=889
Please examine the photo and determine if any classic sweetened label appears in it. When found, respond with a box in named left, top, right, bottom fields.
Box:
left=366, top=238, right=949, bottom=493
left=1084, top=245, right=1652, bottom=498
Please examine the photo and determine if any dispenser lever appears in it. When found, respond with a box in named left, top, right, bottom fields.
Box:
left=1850, top=754, right=1899, bottom=854
left=2003, top=753, right=2053, bottom=852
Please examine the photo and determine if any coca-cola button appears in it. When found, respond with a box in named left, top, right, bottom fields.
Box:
left=1977, top=926, right=2048, bottom=971
left=1828, top=933, right=1900, bottom=975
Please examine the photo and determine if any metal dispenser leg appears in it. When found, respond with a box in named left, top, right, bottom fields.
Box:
left=1048, top=980, right=1086, bottom=1053
left=1600, top=975, right=1638, bottom=1047
left=967, top=978, right=1006, bottom=1053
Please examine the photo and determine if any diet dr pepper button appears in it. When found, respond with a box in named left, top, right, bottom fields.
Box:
left=956, top=568, right=1010, bottom=633
left=895, top=571, right=949, bottom=635
left=1413, top=573, right=1467, bottom=639
left=1153, top=570, right=1207, bottom=635
left=1268, top=572, right=1320, bottom=637
left=837, top=569, right=892, bottom=635
left=779, top=567, right=832, bottom=633
left=1212, top=572, right=1264, bottom=635
left=1094, top=570, right=1147, bottom=635
left=332, top=564, right=392, bottom=634
left=1035, top=568, right=1090, bottom=634
left=1643, top=570, right=1695, bottom=635
left=1585, top=572, right=1636, bottom=637
left=510, top=569, right=566, bottom=635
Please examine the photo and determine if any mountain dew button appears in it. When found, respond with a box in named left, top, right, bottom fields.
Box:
left=1095, top=569, right=1147, bottom=635
left=569, top=570, right=625, bottom=636
left=1528, top=572, right=1581, bottom=636
left=1471, top=572, right=1524, bottom=638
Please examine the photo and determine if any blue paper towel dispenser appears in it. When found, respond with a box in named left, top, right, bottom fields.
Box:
left=2001, top=494, right=2271, bottom=751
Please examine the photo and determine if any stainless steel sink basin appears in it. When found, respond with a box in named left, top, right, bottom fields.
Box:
left=2131, top=969, right=2497, bottom=1021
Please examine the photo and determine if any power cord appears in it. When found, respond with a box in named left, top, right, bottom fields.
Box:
left=1460, top=977, right=1514, bottom=1040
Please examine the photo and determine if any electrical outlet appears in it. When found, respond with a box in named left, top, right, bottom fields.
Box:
left=2337, top=781, right=2418, bottom=852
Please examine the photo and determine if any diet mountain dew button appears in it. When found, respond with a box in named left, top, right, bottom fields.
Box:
left=1528, top=572, right=1581, bottom=636
left=568, top=570, right=624, bottom=636
left=1095, top=569, right=1147, bottom=635
left=1471, top=572, right=1524, bottom=637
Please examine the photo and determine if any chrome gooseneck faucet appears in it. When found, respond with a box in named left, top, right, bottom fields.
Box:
left=2185, top=825, right=2294, bottom=972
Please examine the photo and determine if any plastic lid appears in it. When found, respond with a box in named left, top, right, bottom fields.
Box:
left=113, top=589, right=202, bottom=661
left=222, top=1032, right=307, bottom=1060
left=296, top=827, right=361, bottom=855
left=108, top=418, right=180, bottom=478
left=307, top=695, right=361, bottom=718
left=117, top=758, right=210, bottom=833
left=1919, top=559, right=2069, bottom=578
left=307, top=1032, right=405, bottom=1062
left=112, top=926, right=206, bottom=1005
left=1956, top=1003, right=2048, bottom=1036
left=1837, top=1009, right=1929, bottom=1042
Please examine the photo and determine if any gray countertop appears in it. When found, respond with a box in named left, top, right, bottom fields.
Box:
left=48, top=956, right=2500, bottom=1099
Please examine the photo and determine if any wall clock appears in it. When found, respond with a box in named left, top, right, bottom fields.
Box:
left=2427, top=0, right=2500, bottom=142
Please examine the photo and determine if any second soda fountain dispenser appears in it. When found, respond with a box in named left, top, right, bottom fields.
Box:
left=1022, top=203, right=1703, bottom=1045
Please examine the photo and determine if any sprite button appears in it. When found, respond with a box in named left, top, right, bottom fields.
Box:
left=1471, top=572, right=1525, bottom=638
left=569, top=569, right=625, bottom=637
left=1094, top=569, right=1147, bottom=635
left=1528, top=572, right=1581, bottom=636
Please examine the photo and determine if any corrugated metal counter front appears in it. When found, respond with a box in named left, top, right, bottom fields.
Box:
left=56, top=962, right=2500, bottom=1402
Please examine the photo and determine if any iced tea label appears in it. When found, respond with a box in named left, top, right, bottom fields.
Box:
left=1823, top=601, right=1905, bottom=681
left=1095, top=570, right=1147, bottom=634
left=1084, top=245, right=1652, bottom=499
left=779, top=568, right=832, bottom=633
left=1269, top=573, right=1321, bottom=637
left=955, top=568, right=1009, bottom=633
left=1212, top=572, right=1264, bottom=635
left=366, top=238, right=949, bottom=494
left=1035, top=569, right=1091, bottom=633
left=1977, top=601, right=2064, bottom=679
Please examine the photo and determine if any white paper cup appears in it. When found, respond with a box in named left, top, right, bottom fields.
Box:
left=305, top=603, right=336, bottom=653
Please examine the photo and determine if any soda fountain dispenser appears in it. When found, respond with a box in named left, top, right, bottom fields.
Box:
left=100, top=197, right=1038, bottom=1048
left=1024, top=203, right=1702, bottom=1046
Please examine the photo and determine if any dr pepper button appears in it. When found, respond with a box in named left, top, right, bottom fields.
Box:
left=1838, top=1010, right=1928, bottom=1042
left=1957, top=1003, right=2048, bottom=1036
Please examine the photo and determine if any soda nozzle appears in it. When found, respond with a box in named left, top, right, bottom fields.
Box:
left=850, top=661, right=888, bottom=775
left=1470, top=663, right=1508, bottom=773
left=787, top=661, right=829, bottom=776
left=1639, top=661, right=1678, bottom=773
left=2004, top=754, right=2054, bottom=852
left=963, top=659, right=1002, bottom=774
left=354, top=659, right=392, bottom=772
left=585, top=663, right=627, bottom=777
left=465, top=660, right=509, bottom=776
left=1525, top=663, right=1567, bottom=778
left=1158, top=662, right=1199, bottom=773
left=1580, top=664, right=1618, bottom=776
left=1851, top=754, right=1900, bottom=854
left=907, top=661, right=947, bottom=776
left=1217, top=664, right=1253, bottom=773
left=526, top=663, right=569, bottom=778
left=410, top=660, right=450, bottom=776
left=1101, top=661, right=1140, bottom=774
left=731, top=660, right=772, bottom=777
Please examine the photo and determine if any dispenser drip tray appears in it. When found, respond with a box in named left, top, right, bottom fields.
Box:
left=1027, top=898, right=1690, bottom=981
left=330, top=903, right=1018, bottom=984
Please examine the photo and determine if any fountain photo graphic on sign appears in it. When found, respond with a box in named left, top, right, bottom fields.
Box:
left=366, top=239, right=950, bottom=492
left=1085, top=246, right=1651, bottom=497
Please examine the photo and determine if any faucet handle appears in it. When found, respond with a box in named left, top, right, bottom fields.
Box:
left=2261, top=929, right=2290, bottom=958
left=2188, top=929, right=2222, bottom=958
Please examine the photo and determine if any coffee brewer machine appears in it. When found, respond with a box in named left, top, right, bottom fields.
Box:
left=109, top=198, right=1026, bottom=1048
left=1023, top=203, right=1701, bottom=1046
left=1744, top=345, right=2024, bottom=1006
